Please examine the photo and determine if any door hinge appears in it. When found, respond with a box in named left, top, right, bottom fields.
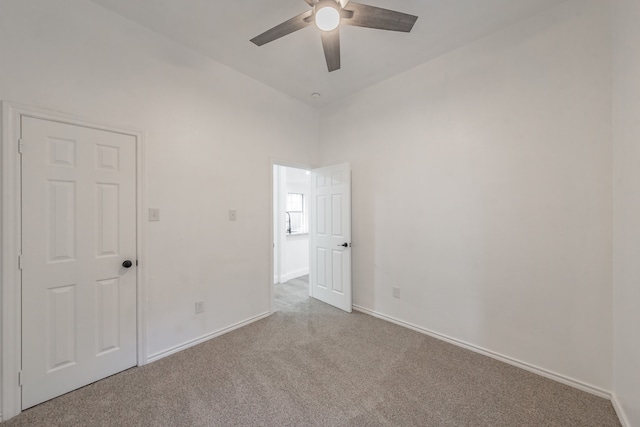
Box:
left=18, top=139, right=23, bottom=154
left=18, top=371, right=23, bottom=387
left=18, top=254, right=23, bottom=270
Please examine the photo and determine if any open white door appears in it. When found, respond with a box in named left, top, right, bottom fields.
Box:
left=310, top=163, right=352, bottom=312
left=21, top=117, right=137, bottom=409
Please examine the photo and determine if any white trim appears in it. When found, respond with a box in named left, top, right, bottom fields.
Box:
left=147, top=312, right=271, bottom=363
left=611, top=393, right=630, bottom=427
left=270, top=158, right=316, bottom=172
left=352, top=304, right=612, bottom=400
left=1, top=101, right=22, bottom=425
left=280, top=268, right=310, bottom=283
left=135, top=126, right=148, bottom=367
left=269, top=161, right=276, bottom=313
left=1, top=101, right=148, bottom=420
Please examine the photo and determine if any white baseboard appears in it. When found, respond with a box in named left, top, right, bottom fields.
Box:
left=280, top=268, right=309, bottom=283
left=611, top=393, right=631, bottom=427
left=352, top=305, right=611, bottom=400
left=147, top=312, right=271, bottom=363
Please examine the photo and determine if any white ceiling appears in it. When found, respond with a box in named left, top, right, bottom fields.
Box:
left=89, top=0, right=566, bottom=107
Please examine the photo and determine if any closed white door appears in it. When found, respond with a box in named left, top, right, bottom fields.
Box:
left=310, top=163, right=352, bottom=312
left=21, top=117, right=137, bottom=409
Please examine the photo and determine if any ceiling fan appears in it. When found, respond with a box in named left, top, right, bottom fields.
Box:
left=250, top=0, right=418, bottom=72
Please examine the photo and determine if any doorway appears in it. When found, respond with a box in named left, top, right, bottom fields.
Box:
left=273, top=165, right=311, bottom=311
left=270, top=162, right=353, bottom=314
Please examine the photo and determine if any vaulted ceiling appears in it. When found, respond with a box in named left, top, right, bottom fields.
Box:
left=89, top=0, right=566, bottom=107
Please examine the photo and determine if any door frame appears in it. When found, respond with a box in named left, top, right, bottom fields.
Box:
left=269, top=159, right=313, bottom=314
left=1, top=101, right=148, bottom=420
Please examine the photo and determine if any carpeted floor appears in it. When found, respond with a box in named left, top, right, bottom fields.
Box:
left=3, top=292, right=621, bottom=426
left=273, top=275, right=310, bottom=311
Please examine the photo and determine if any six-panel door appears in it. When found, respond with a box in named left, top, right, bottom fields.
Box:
left=310, top=163, right=352, bottom=312
left=21, top=117, right=137, bottom=409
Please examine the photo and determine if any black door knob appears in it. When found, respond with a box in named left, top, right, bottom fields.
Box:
left=339, top=243, right=349, bottom=248
left=122, top=260, right=133, bottom=268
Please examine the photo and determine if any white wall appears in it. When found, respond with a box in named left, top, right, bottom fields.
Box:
left=0, top=0, right=318, bottom=367
left=274, top=166, right=310, bottom=283
left=319, top=0, right=612, bottom=391
left=1, top=0, right=628, bottom=420
left=612, top=0, right=640, bottom=424
left=283, top=234, right=309, bottom=281
left=284, top=168, right=310, bottom=280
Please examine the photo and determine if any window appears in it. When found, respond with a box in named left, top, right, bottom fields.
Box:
left=286, top=193, right=305, bottom=234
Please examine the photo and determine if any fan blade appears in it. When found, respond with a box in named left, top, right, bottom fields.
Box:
left=343, top=2, right=418, bottom=32
left=339, top=0, right=350, bottom=7
left=250, top=10, right=314, bottom=46
left=320, top=28, right=341, bottom=72
left=303, top=0, right=315, bottom=5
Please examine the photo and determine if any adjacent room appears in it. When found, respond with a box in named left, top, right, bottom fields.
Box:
left=273, top=165, right=311, bottom=311
left=0, top=0, right=638, bottom=425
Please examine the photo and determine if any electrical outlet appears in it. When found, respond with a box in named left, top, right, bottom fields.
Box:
left=195, top=301, right=204, bottom=314
left=149, top=208, right=160, bottom=222
left=393, top=287, right=400, bottom=299
left=229, top=209, right=237, bottom=221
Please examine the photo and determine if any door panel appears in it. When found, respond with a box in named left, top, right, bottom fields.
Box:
left=96, top=278, right=121, bottom=355
left=47, top=284, right=77, bottom=372
left=310, top=163, right=352, bottom=312
left=47, top=180, right=77, bottom=262
left=21, top=117, right=137, bottom=409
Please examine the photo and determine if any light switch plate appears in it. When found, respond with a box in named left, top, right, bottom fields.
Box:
left=195, top=301, right=204, bottom=314
left=229, top=209, right=237, bottom=221
left=149, top=208, right=160, bottom=222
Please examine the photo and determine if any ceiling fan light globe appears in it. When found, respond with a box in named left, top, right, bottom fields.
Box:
left=315, top=6, right=341, bottom=32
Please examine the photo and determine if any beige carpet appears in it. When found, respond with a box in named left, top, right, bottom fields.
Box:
left=273, top=275, right=311, bottom=311
left=3, top=295, right=620, bottom=426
